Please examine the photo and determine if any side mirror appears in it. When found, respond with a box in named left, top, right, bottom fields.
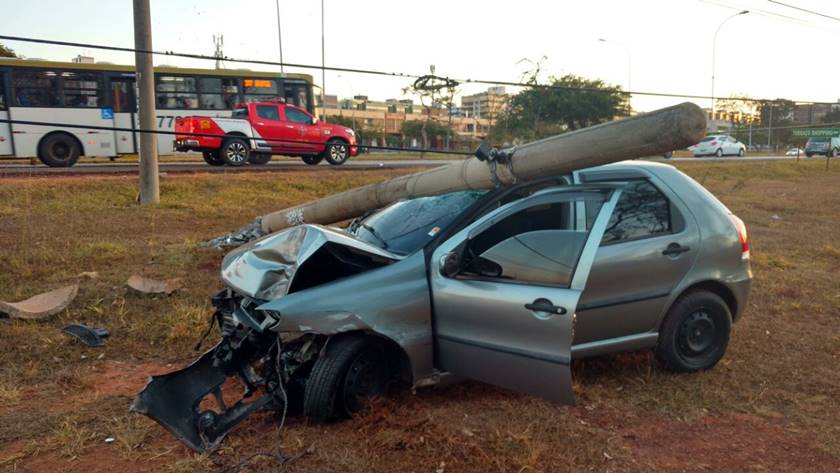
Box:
left=311, top=116, right=319, bottom=125
left=439, top=252, right=460, bottom=278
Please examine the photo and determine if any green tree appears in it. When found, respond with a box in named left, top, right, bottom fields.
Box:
left=401, top=120, right=452, bottom=143
left=821, top=108, right=840, bottom=124
left=489, top=74, right=629, bottom=143
left=0, top=42, right=17, bottom=58
left=326, top=115, right=355, bottom=129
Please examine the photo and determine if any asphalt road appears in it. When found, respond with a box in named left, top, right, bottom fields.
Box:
left=0, top=155, right=805, bottom=177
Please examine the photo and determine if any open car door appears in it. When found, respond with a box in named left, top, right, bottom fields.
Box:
left=429, top=186, right=622, bottom=404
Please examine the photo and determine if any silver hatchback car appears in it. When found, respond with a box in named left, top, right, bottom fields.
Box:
left=134, top=160, right=752, bottom=451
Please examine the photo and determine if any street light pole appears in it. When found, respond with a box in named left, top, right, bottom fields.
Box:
left=274, top=0, right=284, bottom=74
left=320, top=0, right=326, bottom=120
left=711, top=10, right=749, bottom=123
left=598, top=38, right=631, bottom=92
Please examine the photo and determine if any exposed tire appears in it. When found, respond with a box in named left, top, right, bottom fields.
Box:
left=806, top=152, right=813, bottom=158
left=738, top=148, right=745, bottom=157
left=715, top=148, right=723, bottom=157
left=303, top=335, right=388, bottom=421
left=221, top=138, right=250, bottom=166
left=301, top=155, right=324, bottom=165
left=248, top=153, right=272, bottom=165
left=655, top=290, right=732, bottom=373
left=324, top=139, right=350, bottom=166
left=202, top=151, right=226, bottom=166
left=663, top=151, right=673, bottom=159
left=37, top=133, right=81, bottom=167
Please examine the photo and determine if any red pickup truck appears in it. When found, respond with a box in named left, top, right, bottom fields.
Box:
left=174, top=100, right=358, bottom=166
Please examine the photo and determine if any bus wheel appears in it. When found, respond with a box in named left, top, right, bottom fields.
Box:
left=248, top=153, right=272, bottom=165
left=302, top=155, right=324, bottom=165
left=221, top=138, right=250, bottom=166
left=202, top=151, right=226, bottom=166
left=38, top=133, right=81, bottom=167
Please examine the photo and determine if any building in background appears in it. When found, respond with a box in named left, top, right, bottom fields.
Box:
left=460, top=86, right=508, bottom=119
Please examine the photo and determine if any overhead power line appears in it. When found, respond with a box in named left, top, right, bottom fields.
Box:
left=767, top=0, right=840, bottom=23
left=1, top=34, right=838, bottom=106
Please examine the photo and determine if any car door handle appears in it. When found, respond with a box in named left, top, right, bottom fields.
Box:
left=662, top=243, right=691, bottom=256
left=524, top=299, right=567, bottom=315
left=255, top=122, right=265, bottom=126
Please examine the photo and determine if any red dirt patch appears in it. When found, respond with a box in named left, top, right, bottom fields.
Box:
left=583, top=408, right=839, bottom=472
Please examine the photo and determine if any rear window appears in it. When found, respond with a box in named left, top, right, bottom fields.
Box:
left=700, top=137, right=716, bottom=142
left=807, top=137, right=829, bottom=144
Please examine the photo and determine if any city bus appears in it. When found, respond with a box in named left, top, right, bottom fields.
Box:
left=0, top=57, right=314, bottom=166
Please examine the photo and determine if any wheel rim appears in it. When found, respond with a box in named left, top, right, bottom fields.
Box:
left=678, top=310, right=717, bottom=356
left=51, top=142, right=70, bottom=161
left=226, top=142, right=247, bottom=163
left=329, top=143, right=347, bottom=162
left=341, top=349, right=384, bottom=415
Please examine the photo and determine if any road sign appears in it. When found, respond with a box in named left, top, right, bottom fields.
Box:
left=792, top=128, right=840, bottom=137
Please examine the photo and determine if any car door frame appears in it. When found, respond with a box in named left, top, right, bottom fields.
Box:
left=429, top=185, right=623, bottom=405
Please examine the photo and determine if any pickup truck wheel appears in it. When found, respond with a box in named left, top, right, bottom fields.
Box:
left=221, top=138, right=250, bottom=166
left=324, top=139, right=350, bottom=165
left=303, top=336, right=387, bottom=421
left=301, top=155, right=324, bottom=165
left=655, top=290, right=731, bottom=373
left=248, top=153, right=271, bottom=165
left=38, top=133, right=81, bottom=167
left=202, top=151, right=225, bottom=166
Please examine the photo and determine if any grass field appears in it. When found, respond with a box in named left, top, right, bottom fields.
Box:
left=0, top=160, right=838, bottom=472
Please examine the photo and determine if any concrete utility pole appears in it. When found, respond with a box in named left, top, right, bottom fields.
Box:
left=274, top=0, right=284, bottom=74
left=711, top=10, right=749, bottom=120
left=133, top=0, right=159, bottom=204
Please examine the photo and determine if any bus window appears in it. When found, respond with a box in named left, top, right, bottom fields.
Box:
left=0, top=74, right=5, bottom=110
left=11, top=70, right=60, bottom=107
left=198, top=77, right=239, bottom=109
left=156, top=75, right=198, bottom=109
left=62, top=71, right=104, bottom=108
left=110, top=78, right=136, bottom=113
left=283, top=80, right=310, bottom=112
left=242, top=78, right=278, bottom=103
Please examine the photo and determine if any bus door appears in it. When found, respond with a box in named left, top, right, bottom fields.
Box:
left=110, top=77, right=137, bottom=154
left=0, top=72, right=12, bottom=155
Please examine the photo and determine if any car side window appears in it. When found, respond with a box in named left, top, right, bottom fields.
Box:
left=585, top=180, right=672, bottom=244
left=285, top=108, right=312, bottom=124
left=464, top=201, right=589, bottom=287
left=256, top=105, right=279, bottom=121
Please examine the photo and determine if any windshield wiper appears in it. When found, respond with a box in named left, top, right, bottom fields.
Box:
left=360, top=223, right=389, bottom=250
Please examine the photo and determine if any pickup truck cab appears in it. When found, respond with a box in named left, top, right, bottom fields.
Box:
left=174, top=100, right=358, bottom=166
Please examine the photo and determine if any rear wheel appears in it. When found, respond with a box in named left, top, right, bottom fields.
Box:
left=806, top=152, right=813, bottom=158
left=655, top=290, right=732, bottom=373
left=663, top=151, right=673, bottom=159
left=301, top=155, right=324, bottom=165
left=303, top=335, right=388, bottom=421
left=202, top=151, right=225, bottom=166
left=324, top=139, right=350, bottom=166
left=221, top=138, right=250, bottom=166
left=248, top=153, right=272, bottom=165
left=38, top=133, right=81, bottom=167
left=715, top=148, right=723, bottom=157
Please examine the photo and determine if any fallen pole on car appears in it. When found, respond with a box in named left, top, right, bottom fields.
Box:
left=259, top=102, right=706, bottom=234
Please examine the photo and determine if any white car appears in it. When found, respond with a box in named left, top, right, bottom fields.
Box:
left=785, top=147, right=804, bottom=156
left=689, top=135, right=746, bottom=157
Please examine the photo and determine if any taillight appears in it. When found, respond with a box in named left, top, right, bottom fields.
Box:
left=729, top=214, right=749, bottom=259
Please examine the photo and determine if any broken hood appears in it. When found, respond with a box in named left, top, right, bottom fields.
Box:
left=220, top=224, right=401, bottom=301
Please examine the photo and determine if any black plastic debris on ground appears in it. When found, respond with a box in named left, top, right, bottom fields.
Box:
left=62, top=324, right=110, bottom=347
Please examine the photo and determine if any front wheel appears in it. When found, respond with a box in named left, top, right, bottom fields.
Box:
left=738, top=148, right=745, bottom=157
left=248, top=153, right=271, bottom=165
left=324, top=140, right=350, bottom=166
left=221, top=138, right=250, bottom=166
left=655, top=290, right=732, bottom=373
left=303, top=336, right=388, bottom=421
left=806, top=152, right=813, bottom=158
left=38, top=133, right=81, bottom=167
left=202, top=151, right=226, bottom=166
left=715, top=148, right=723, bottom=157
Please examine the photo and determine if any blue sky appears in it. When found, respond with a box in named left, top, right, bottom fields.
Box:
left=2, top=0, right=839, bottom=111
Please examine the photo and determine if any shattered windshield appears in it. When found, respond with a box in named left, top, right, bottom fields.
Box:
left=351, top=190, right=487, bottom=255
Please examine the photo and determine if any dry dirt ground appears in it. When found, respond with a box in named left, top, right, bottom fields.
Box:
left=0, top=160, right=838, bottom=472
